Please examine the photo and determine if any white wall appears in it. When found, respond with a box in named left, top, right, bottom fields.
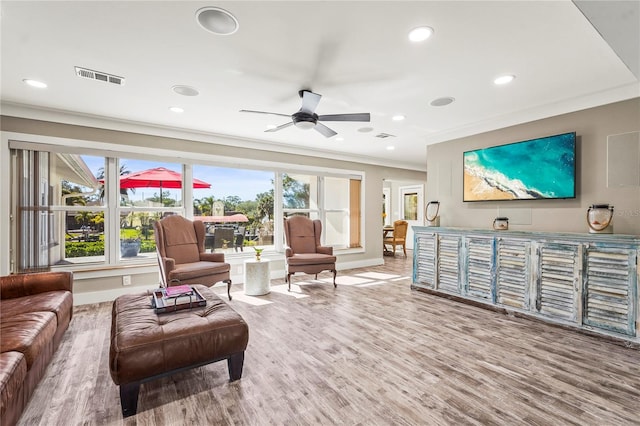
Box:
left=426, top=98, right=640, bottom=235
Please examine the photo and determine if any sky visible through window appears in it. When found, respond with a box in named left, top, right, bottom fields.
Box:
left=82, top=156, right=273, bottom=202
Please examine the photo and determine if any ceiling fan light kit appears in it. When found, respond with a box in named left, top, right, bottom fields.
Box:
left=240, top=90, right=371, bottom=138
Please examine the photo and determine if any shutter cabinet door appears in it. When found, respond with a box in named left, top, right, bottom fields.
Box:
left=496, top=239, right=530, bottom=309
left=465, top=236, right=494, bottom=300
left=583, top=247, right=636, bottom=336
left=437, top=235, right=461, bottom=293
left=414, top=233, right=437, bottom=289
left=536, top=243, right=579, bottom=322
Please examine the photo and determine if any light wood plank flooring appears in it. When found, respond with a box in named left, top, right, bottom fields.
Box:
left=18, top=253, right=640, bottom=425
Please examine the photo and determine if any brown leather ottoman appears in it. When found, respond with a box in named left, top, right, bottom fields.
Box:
left=109, top=285, right=248, bottom=417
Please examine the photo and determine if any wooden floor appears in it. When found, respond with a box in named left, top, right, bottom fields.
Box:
left=19, top=253, right=640, bottom=425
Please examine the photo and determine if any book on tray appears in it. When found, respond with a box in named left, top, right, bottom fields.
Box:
left=151, top=285, right=207, bottom=314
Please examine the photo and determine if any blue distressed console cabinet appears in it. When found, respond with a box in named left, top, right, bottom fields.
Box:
left=412, top=227, right=639, bottom=344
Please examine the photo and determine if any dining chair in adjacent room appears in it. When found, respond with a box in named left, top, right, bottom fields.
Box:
left=383, top=220, right=408, bottom=257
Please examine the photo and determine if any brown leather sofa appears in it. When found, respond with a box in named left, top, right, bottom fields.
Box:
left=0, top=272, right=73, bottom=426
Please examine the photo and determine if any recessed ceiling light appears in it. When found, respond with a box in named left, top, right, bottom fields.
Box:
left=386, top=146, right=395, bottom=151
left=169, top=106, right=184, bottom=113
left=23, top=79, right=47, bottom=88
left=494, top=75, right=515, bottom=85
left=196, top=7, right=239, bottom=35
left=430, top=97, right=455, bottom=107
left=335, top=137, right=344, bottom=142
left=358, top=127, right=374, bottom=133
left=172, top=85, right=199, bottom=96
left=392, top=115, right=405, bottom=121
left=408, top=26, right=434, bottom=42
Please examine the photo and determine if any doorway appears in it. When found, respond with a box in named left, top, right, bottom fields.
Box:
left=399, top=184, right=424, bottom=250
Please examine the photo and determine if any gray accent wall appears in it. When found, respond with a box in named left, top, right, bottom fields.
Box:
left=426, top=98, right=640, bottom=235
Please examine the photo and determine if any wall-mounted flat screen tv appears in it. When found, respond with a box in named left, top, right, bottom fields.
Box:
left=463, top=132, right=576, bottom=202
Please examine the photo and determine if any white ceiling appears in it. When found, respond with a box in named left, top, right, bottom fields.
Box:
left=1, top=1, right=638, bottom=170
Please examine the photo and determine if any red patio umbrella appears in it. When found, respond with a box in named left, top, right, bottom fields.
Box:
left=101, top=167, right=211, bottom=204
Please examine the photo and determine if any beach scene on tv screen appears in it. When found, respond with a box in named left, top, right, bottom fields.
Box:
left=463, top=133, right=575, bottom=201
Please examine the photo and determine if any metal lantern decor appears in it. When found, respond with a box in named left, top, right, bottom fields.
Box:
left=425, top=201, right=440, bottom=227
left=587, top=204, right=614, bottom=234
left=493, top=217, right=509, bottom=231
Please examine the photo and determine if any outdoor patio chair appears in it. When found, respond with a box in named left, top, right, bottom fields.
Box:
left=234, top=226, right=245, bottom=252
left=213, top=227, right=235, bottom=251
left=283, top=215, right=337, bottom=291
left=154, top=215, right=232, bottom=299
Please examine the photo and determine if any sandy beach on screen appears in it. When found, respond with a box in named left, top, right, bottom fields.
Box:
left=464, top=170, right=515, bottom=201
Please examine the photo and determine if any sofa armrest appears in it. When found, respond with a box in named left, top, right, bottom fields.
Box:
left=317, top=246, right=333, bottom=255
left=0, top=271, right=73, bottom=300
left=285, top=248, right=293, bottom=258
left=200, top=252, right=225, bottom=263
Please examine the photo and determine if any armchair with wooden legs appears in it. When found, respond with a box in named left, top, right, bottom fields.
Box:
left=154, top=215, right=233, bottom=299
left=283, top=216, right=337, bottom=291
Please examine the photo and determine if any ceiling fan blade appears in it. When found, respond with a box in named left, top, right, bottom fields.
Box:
left=318, top=113, right=371, bottom=122
left=300, top=90, right=322, bottom=114
left=265, top=121, right=294, bottom=132
left=314, top=123, right=338, bottom=138
left=240, top=109, right=291, bottom=118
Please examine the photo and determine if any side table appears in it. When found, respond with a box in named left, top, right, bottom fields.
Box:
left=244, top=258, right=270, bottom=296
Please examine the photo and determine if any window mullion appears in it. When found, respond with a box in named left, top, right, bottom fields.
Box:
left=108, top=158, right=119, bottom=263
left=183, top=164, right=194, bottom=218
left=274, top=173, right=283, bottom=252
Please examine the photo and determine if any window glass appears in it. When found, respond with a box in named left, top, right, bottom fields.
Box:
left=282, top=173, right=317, bottom=210
left=118, top=159, right=184, bottom=207
left=193, top=165, right=275, bottom=252
left=323, top=177, right=349, bottom=247
left=11, top=145, right=362, bottom=273
left=118, top=210, right=164, bottom=262
left=52, top=154, right=106, bottom=266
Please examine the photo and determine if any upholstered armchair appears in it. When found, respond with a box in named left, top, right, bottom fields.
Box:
left=283, top=216, right=337, bottom=291
left=154, top=215, right=233, bottom=299
left=383, top=219, right=408, bottom=257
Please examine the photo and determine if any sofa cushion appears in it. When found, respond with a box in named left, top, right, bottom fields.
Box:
left=0, top=352, right=27, bottom=419
left=0, top=312, right=56, bottom=368
left=0, top=292, right=72, bottom=328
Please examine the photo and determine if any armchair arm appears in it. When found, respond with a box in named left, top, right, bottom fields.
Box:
left=317, top=246, right=333, bottom=255
left=161, top=257, right=176, bottom=275
left=200, top=252, right=226, bottom=263
left=285, top=248, right=293, bottom=258
left=0, top=271, right=73, bottom=300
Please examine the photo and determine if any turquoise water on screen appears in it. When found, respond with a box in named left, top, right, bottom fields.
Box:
left=464, top=133, right=575, bottom=199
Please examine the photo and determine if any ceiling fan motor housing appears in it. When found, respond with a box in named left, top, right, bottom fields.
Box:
left=292, top=111, right=317, bottom=129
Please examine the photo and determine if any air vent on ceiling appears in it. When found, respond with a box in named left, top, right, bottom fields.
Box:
left=375, top=133, right=396, bottom=139
left=75, top=66, right=125, bottom=86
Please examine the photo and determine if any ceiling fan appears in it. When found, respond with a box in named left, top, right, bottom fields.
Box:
left=240, top=90, right=370, bottom=138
